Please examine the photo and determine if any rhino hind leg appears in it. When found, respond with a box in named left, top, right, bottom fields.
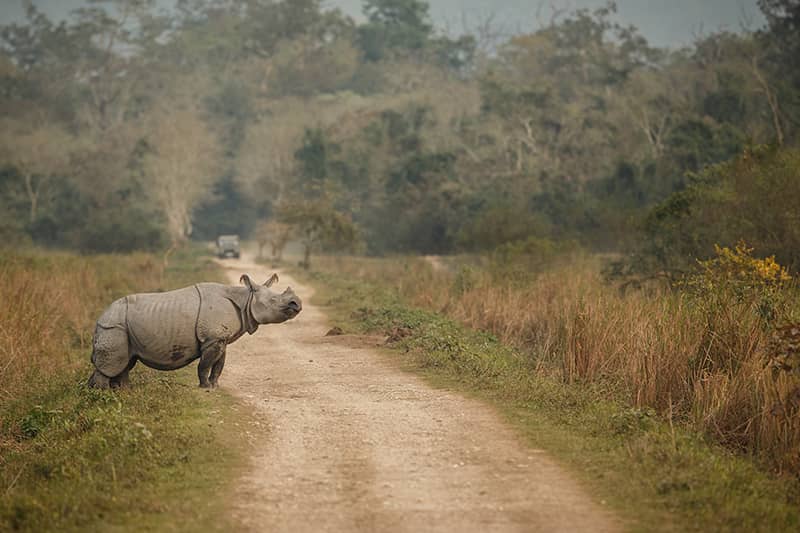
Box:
left=88, top=369, right=111, bottom=389
left=110, top=358, right=137, bottom=389
left=90, top=324, right=132, bottom=388
left=110, top=371, right=130, bottom=389
left=198, top=340, right=226, bottom=389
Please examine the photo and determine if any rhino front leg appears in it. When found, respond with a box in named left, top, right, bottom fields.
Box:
left=198, top=340, right=225, bottom=389
left=209, top=353, right=226, bottom=389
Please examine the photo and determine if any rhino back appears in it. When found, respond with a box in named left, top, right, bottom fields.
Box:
left=127, top=285, right=201, bottom=369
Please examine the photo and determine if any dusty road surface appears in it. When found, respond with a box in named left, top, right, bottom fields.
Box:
left=219, top=255, right=620, bottom=533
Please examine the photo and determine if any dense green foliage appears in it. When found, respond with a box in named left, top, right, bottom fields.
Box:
left=0, top=0, right=798, bottom=266
left=638, top=146, right=800, bottom=275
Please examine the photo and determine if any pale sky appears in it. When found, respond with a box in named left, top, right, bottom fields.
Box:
left=0, top=0, right=766, bottom=49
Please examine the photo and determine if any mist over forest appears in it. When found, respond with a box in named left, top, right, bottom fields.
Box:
left=0, top=0, right=798, bottom=274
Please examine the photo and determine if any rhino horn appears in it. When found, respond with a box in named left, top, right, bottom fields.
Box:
left=264, top=273, right=279, bottom=287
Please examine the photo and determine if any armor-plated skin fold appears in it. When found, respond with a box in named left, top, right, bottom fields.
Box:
left=87, top=273, right=301, bottom=389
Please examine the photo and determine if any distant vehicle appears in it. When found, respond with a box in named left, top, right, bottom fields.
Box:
left=216, top=235, right=240, bottom=259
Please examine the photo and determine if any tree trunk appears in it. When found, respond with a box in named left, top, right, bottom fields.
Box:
left=162, top=243, right=176, bottom=270
left=271, top=242, right=285, bottom=264
left=302, top=243, right=311, bottom=270
left=751, top=55, right=784, bottom=146
left=23, top=173, right=39, bottom=223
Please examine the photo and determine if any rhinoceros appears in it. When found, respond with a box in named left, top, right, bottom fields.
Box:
left=87, top=273, right=301, bottom=389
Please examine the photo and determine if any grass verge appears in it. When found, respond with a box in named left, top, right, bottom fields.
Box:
left=299, top=268, right=800, bottom=533
left=1, top=244, right=251, bottom=532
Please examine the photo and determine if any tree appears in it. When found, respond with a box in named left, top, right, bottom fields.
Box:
left=253, top=219, right=292, bottom=264
left=69, top=1, right=157, bottom=134
left=278, top=199, right=359, bottom=269
left=0, top=119, right=78, bottom=223
left=236, top=99, right=316, bottom=215
left=358, top=0, right=433, bottom=61
left=141, top=105, right=221, bottom=246
left=638, top=146, right=800, bottom=275
left=269, top=36, right=360, bottom=97
left=621, top=67, right=683, bottom=159
left=758, top=0, right=800, bottom=143
left=191, top=171, right=255, bottom=241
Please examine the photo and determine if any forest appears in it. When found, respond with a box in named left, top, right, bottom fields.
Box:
left=0, top=0, right=797, bottom=275
left=4, top=3, right=800, bottom=529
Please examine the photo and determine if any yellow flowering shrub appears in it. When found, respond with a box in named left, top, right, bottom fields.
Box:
left=683, top=241, right=792, bottom=323
left=696, top=241, right=789, bottom=287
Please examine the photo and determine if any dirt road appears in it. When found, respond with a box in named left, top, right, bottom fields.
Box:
left=219, top=256, right=619, bottom=532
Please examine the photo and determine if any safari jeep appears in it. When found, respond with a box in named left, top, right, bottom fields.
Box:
left=216, top=234, right=241, bottom=258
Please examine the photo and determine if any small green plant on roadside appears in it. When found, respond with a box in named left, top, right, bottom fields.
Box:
left=609, top=407, right=656, bottom=436
left=19, top=405, right=63, bottom=439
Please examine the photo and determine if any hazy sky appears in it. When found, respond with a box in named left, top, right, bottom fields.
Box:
left=0, top=0, right=766, bottom=49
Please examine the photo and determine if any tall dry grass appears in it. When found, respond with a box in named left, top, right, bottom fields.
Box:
left=0, top=251, right=167, bottom=408
left=315, top=254, right=800, bottom=472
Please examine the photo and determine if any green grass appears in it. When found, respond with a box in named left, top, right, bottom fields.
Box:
left=1, top=244, right=251, bottom=532
left=1, top=370, right=249, bottom=532
left=300, top=269, right=800, bottom=533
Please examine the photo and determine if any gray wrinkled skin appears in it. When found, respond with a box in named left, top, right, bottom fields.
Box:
left=87, top=273, right=301, bottom=389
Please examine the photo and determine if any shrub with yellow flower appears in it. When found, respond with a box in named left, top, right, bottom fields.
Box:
left=682, top=240, right=792, bottom=323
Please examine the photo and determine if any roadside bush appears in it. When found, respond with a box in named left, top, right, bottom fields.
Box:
left=489, top=236, right=580, bottom=283
left=682, top=241, right=793, bottom=324
left=639, top=145, right=800, bottom=276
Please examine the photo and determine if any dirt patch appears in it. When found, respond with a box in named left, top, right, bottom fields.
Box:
left=385, top=326, right=413, bottom=343
left=325, top=326, right=344, bottom=336
left=219, top=255, right=620, bottom=532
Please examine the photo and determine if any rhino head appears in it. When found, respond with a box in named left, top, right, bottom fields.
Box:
left=240, top=273, right=302, bottom=324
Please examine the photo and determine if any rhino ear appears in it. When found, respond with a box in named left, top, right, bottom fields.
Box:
left=264, top=273, right=279, bottom=287
left=240, top=274, right=257, bottom=291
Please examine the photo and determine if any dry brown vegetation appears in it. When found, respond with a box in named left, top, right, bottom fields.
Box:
left=0, top=252, right=162, bottom=407
left=0, top=247, right=243, bottom=532
left=314, top=253, right=800, bottom=473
